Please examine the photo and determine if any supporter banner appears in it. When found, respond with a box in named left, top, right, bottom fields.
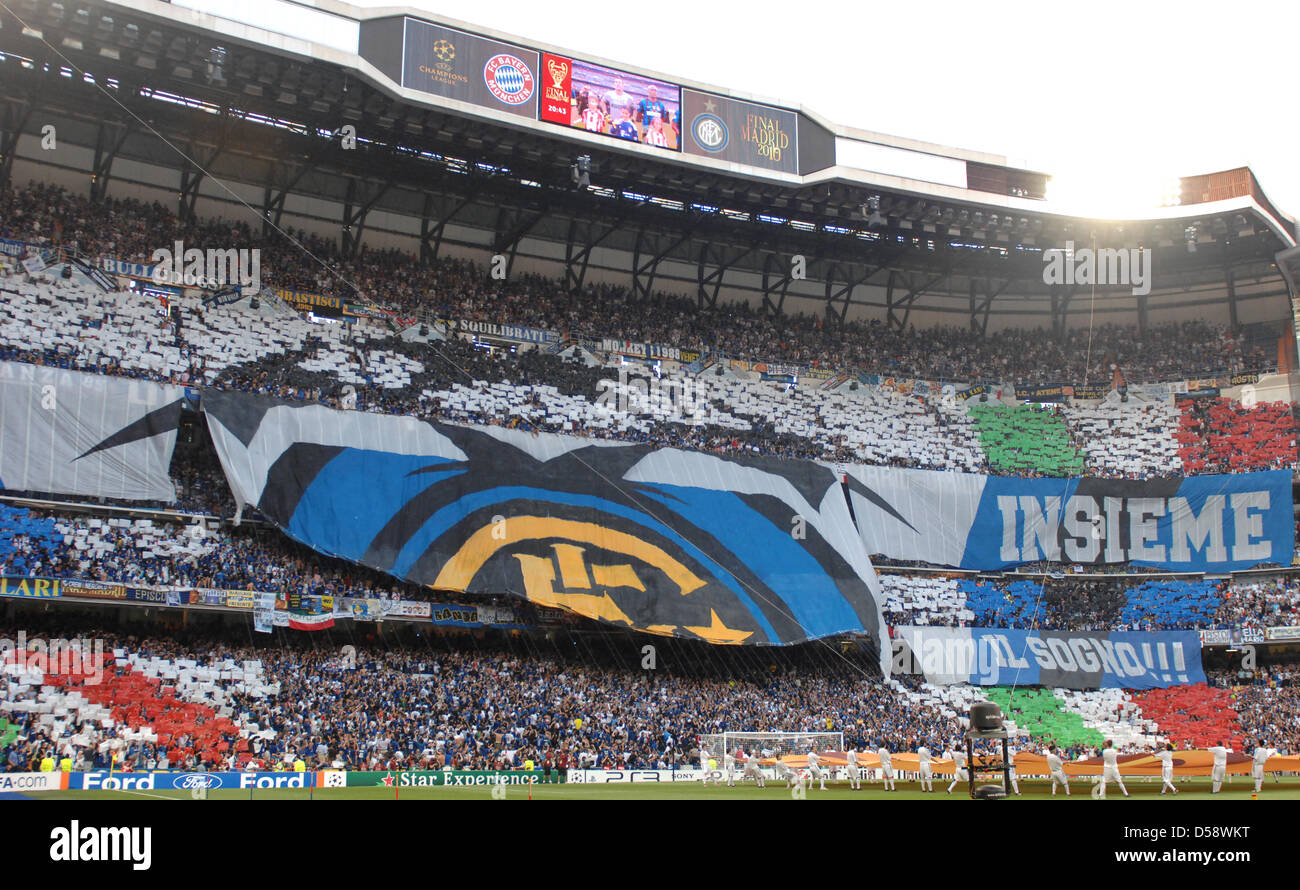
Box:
left=203, top=285, right=244, bottom=308
left=21, top=255, right=46, bottom=275
left=894, top=626, right=1205, bottom=689
left=681, top=89, right=798, bottom=174
left=0, top=239, right=58, bottom=262
left=346, top=770, right=547, bottom=787
left=429, top=603, right=529, bottom=628
left=0, top=237, right=31, bottom=258
left=843, top=465, right=1293, bottom=572
left=202, top=392, right=887, bottom=651
left=753, top=361, right=801, bottom=378
left=0, top=577, right=61, bottom=599
left=451, top=320, right=557, bottom=345
left=566, top=768, right=703, bottom=783
left=958, top=384, right=991, bottom=401
left=70, top=771, right=315, bottom=791
left=343, top=303, right=392, bottom=321
left=99, top=257, right=154, bottom=279
left=70, top=258, right=115, bottom=293
left=400, top=18, right=538, bottom=119
left=286, top=613, right=335, bottom=632
left=0, top=362, right=183, bottom=502
left=1229, top=372, right=1261, bottom=386
left=600, top=339, right=682, bottom=361
left=339, top=596, right=431, bottom=620
left=1013, top=383, right=1068, bottom=402
left=272, top=288, right=342, bottom=317
left=1267, top=626, right=1300, bottom=641
left=225, top=592, right=254, bottom=609
left=60, top=580, right=128, bottom=600
left=1200, top=629, right=1232, bottom=646
left=1071, top=383, right=1111, bottom=401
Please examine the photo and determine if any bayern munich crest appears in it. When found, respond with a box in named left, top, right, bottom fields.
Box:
left=484, top=54, right=535, bottom=105
left=692, top=112, right=728, bottom=152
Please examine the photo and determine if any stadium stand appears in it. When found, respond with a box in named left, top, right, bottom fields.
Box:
left=1176, top=397, right=1299, bottom=474
left=877, top=573, right=1255, bottom=631
left=0, top=184, right=1284, bottom=388
left=966, top=403, right=1086, bottom=475
left=1063, top=402, right=1184, bottom=478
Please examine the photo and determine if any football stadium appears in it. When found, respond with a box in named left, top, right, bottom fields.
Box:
left=0, top=0, right=1298, bottom=864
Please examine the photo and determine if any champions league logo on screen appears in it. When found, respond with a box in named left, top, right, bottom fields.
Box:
left=484, top=54, right=535, bottom=105
left=692, top=112, right=728, bottom=152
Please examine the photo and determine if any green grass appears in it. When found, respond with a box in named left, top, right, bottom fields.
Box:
left=31, top=778, right=1300, bottom=801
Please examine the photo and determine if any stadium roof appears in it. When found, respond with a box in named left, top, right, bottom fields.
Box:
left=0, top=0, right=1295, bottom=330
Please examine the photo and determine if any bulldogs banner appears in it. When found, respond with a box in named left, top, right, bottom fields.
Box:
left=201, top=392, right=886, bottom=652
left=0, top=362, right=184, bottom=501
left=894, top=627, right=1204, bottom=689
left=843, top=465, right=1292, bottom=572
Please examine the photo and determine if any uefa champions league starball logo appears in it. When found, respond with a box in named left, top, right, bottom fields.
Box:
left=692, top=113, right=728, bottom=152
left=484, top=54, right=535, bottom=105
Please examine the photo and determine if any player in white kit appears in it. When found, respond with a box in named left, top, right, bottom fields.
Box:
left=1100, top=740, right=1129, bottom=798
left=845, top=748, right=861, bottom=790
left=1250, top=740, right=1277, bottom=794
left=876, top=744, right=895, bottom=791
left=1208, top=740, right=1231, bottom=793
left=1155, top=743, right=1178, bottom=795
left=805, top=749, right=827, bottom=791
left=1046, top=744, right=1069, bottom=796
left=773, top=758, right=796, bottom=787
left=723, top=750, right=737, bottom=787
left=741, top=749, right=765, bottom=788
left=916, top=741, right=934, bottom=792
left=699, top=746, right=717, bottom=785
left=945, top=744, right=969, bottom=794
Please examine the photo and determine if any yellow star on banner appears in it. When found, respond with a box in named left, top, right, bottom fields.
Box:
left=684, top=609, right=752, bottom=645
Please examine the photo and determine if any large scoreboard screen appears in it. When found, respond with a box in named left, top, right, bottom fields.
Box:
left=540, top=53, right=681, bottom=152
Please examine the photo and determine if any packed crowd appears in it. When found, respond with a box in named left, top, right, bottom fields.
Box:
left=5, top=271, right=1293, bottom=477
left=0, top=503, right=438, bottom=604
left=1, top=183, right=1280, bottom=385
left=3, top=615, right=1296, bottom=773
left=0, top=618, right=962, bottom=773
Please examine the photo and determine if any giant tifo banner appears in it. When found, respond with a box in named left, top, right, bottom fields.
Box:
left=842, top=465, right=1293, bottom=572
left=201, top=392, right=886, bottom=651
left=0, top=362, right=184, bottom=502
left=893, top=627, right=1205, bottom=690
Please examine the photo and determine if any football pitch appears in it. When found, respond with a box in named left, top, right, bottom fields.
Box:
left=29, top=778, right=1300, bottom=801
